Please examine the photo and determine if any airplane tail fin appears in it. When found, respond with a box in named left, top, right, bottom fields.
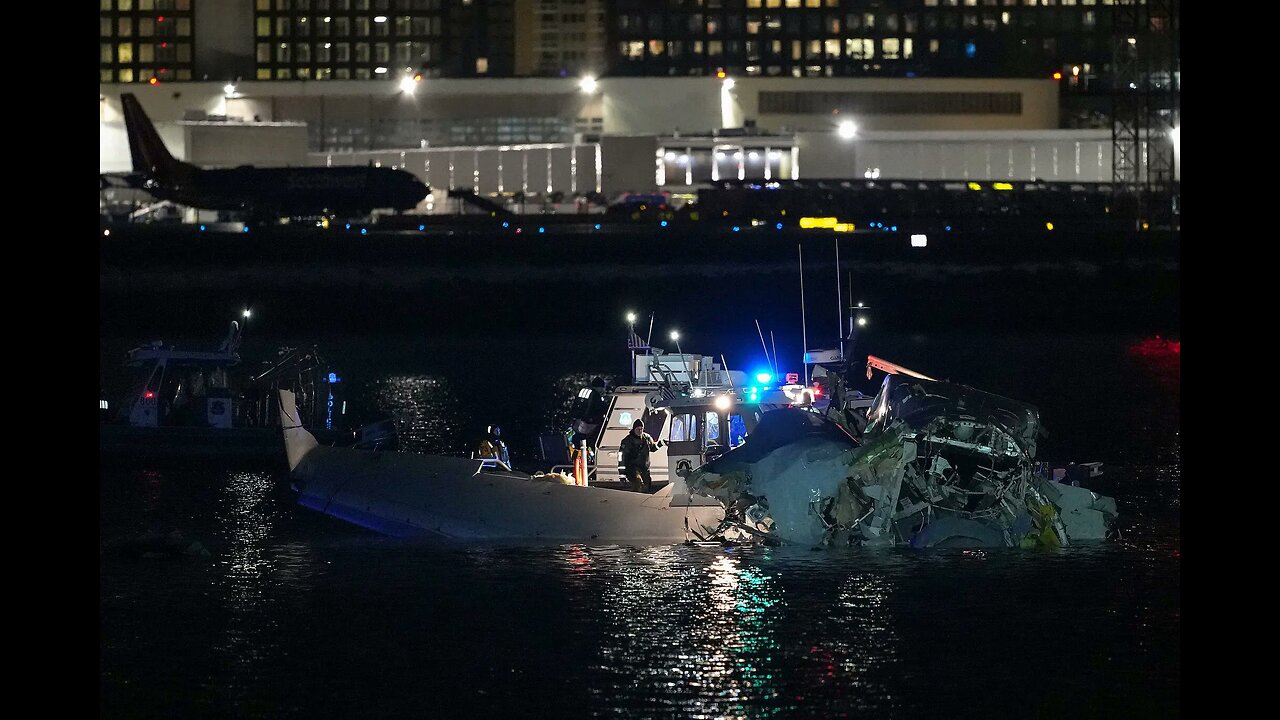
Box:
left=279, top=389, right=320, bottom=472
left=120, top=93, right=181, bottom=180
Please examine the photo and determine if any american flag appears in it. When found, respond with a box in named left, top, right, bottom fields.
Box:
left=627, top=330, right=649, bottom=350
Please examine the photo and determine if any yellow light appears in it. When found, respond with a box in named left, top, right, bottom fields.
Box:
left=714, top=395, right=732, bottom=411
left=1072, top=65, right=1081, bottom=77
left=967, top=182, right=982, bottom=191
left=1045, top=222, right=1054, bottom=231
left=993, top=182, right=1013, bottom=191
left=834, top=223, right=855, bottom=232
left=799, top=216, right=838, bottom=229
left=1052, top=72, right=1062, bottom=80
left=716, top=69, right=727, bottom=79
left=1142, top=222, right=1150, bottom=230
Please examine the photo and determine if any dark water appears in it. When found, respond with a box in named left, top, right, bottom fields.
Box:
left=100, top=328, right=1179, bottom=718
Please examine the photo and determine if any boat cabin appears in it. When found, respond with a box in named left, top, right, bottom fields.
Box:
left=565, top=348, right=839, bottom=492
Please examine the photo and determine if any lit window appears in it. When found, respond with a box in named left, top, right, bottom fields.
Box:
left=476, top=57, right=488, bottom=73
left=119, top=68, right=134, bottom=82
left=117, top=43, right=133, bottom=63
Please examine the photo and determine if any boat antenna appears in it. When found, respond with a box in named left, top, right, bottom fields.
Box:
left=847, top=271, right=854, bottom=341
left=755, top=319, right=772, bottom=374
left=798, top=243, right=808, bottom=385
left=646, top=312, right=655, bottom=348
left=770, top=330, right=779, bottom=378
left=720, top=354, right=735, bottom=389
left=835, top=237, right=843, bottom=360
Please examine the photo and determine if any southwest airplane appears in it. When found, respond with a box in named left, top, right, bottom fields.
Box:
left=114, top=92, right=429, bottom=219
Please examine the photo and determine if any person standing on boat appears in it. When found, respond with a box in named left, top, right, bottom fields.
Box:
left=619, top=419, right=659, bottom=493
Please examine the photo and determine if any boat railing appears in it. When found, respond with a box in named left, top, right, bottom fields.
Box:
left=475, top=457, right=513, bottom=472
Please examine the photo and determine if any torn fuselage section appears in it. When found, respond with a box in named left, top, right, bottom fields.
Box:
left=685, top=373, right=1118, bottom=548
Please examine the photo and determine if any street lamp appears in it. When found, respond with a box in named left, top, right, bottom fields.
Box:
left=837, top=120, right=857, bottom=140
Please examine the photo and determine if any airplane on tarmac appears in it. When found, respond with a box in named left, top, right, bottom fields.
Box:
left=106, top=92, right=429, bottom=221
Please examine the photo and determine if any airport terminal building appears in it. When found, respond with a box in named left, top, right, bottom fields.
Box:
left=99, top=1, right=1176, bottom=211
left=100, top=75, right=1143, bottom=206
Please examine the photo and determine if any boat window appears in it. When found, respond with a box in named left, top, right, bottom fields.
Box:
left=729, top=413, right=748, bottom=446
left=670, top=413, right=699, bottom=442
left=704, top=411, right=721, bottom=445
left=618, top=411, right=633, bottom=427
left=643, top=411, right=666, bottom=440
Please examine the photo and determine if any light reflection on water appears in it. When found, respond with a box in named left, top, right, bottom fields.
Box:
left=213, top=471, right=284, bottom=696
left=101, top=466, right=1178, bottom=718
left=363, top=374, right=467, bottom=455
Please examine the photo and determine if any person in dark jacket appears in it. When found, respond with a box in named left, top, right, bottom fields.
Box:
left=619, top=419, right=660, bottom=492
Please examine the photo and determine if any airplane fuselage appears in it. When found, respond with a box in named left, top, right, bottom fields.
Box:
left=152, top=164, right=427, bottom=216
left=119, top=92, right=429, bottom=218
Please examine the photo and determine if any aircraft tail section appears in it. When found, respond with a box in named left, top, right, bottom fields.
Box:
left=120, top=93, right=183, bottom=180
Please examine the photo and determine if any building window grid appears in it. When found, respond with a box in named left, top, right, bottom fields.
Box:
left=608, top=1, right=1115, bottom=78
left=99, top=4, right=194, bottom=82
left=251, top=8, right=446, bottom=79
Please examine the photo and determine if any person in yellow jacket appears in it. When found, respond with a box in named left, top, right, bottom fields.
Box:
left=477, top=425, right=511, bottom=470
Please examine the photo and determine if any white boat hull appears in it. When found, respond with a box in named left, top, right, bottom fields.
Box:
left=281, top=391, right=724, bottom=543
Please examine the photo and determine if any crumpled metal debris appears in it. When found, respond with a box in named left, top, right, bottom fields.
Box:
left=685, top=374, right=1118, bottom=548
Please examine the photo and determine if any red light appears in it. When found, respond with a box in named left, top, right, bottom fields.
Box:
left=813, top=387, right=821, bottom=397
left=161, top=42, right=168, bottom=48
left=157, top=16, right=164, bottom=22
left=144, top=391, right=156, bottom=399
left=148, top=77, right=158, bottom=85
left=1052, top=71, right=1062, bottom=80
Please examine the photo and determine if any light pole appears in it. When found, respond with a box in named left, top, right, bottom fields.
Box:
left=626, top=311, right=637, bottom=378
left=849, top=301, right=869, bottom=377
left=671, top=330, right=692, bottom=388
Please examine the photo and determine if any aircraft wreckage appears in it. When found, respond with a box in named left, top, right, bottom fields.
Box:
left=685, top=357, right=1118, bottom=548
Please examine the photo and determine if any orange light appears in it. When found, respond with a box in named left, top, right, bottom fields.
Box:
left=715, top=69, right=726, bottom=79
left=1052, top=71, right=1062, bottom=80
left=413, top=73, right=422, bottom=82
left=148, top=77, right=158, bottom=85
